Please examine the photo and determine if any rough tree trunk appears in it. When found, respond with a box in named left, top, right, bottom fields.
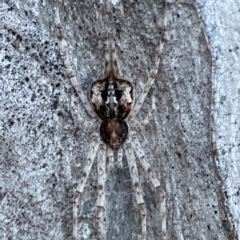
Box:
left=0, top=0, right=239, bottom=239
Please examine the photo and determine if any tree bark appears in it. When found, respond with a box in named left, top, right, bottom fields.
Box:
left=0, top=0, right=238, bottom=239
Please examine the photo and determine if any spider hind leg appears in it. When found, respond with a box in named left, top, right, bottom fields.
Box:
left=124, top=140, right=147, bottom=240
left=72, top=135, right=100, bottom=240
left=96, top=143, right=107, bottom=239
left=72, top=137, right=109, bottom=240
left=130, top=132, right=167, bottom=239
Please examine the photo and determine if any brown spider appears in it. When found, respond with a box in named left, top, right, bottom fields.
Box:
left=90, top=42, right=134, bottom=150
left=55, top=2, right=168, bottom=239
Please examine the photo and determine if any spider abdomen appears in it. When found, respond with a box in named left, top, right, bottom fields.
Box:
left=100, top=119, right=128, bottom=150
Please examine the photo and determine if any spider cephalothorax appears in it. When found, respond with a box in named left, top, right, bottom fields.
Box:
left=91, top=70, right=134, bottom=149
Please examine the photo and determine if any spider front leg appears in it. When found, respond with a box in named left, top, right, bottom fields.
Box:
left=127, top=1, right=168, bottom=122
left=72, top=134, right=100, bottom=240
left=55, top=6, right=95, bottom=118
left=124, top=140, right=147, bottom=240
left=130, top=132, right=167, bottom=240
left=103, top=37, right=121, bottom=79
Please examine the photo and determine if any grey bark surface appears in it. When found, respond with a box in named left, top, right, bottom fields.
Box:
left=0, top=0, right=238, bottom=240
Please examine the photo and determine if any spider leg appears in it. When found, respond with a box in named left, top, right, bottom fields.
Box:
left=117, top=147, right=123, bottom=168
left=76, top=115, right=98, bottom=131
left=127, top=1, right=168, bottom=121
left=130, top=132, right=167, bottom=240
left=103, top=37, right=111, bottom=78
left=124, top=140, right=147, bottom=240
left=71, top=94, right=98, bottom=131
left=55, top=7, right=95, bottom=118
left=103, top=37, right=120, bottom=78
left=131, top=86, right=156, bottom=129
left=107, top=147, right=123, bottom=171
left=111, top=38, right=121, bottom=78
left=96, top=143, right=107, bottom=240
left=72, top=134, right=100, bottom=240
left=107, top=148, right=114, bottom=170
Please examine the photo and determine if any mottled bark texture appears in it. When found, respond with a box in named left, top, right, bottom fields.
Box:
left=0, top=0, right=238, bottom=239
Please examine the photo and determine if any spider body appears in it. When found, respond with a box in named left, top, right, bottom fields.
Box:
left=74, top=36, right=167, bottom=239
left=91, top=72, right=134, bottom=149
left=55, top=2, right=168, bottom=239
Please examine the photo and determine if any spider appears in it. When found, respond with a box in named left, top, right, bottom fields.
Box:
left=55, top=2, right=168, bottom=240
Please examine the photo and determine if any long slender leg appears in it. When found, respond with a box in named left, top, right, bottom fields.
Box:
left=96, top=143, right=107, bottom=240
left=111, top=38, right=121, bottom=78
left=107, top=148, right=114, bottom=170
left=104, top=37, right=111, bottom=78
left=104, top=38, right=120, bottom=78
left=76, top=114, right=98, bottom=131
left=107, top=147, right=123, bottom=171
left=128, top=1, right=168, bottom=121
left=130, top=133, right=167, bottom=240
left=71, top=93, right=99, bottom=131
left=124, top=140, right=147, bottom=240
left=55, top=6, right=95, bottom=118
left=72, top=134, right=100, bottom=240
left=117, top=147, right=123, bottom=168
left=131, top=86, right=156, bottom=129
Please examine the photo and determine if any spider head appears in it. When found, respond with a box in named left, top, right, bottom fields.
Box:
left=100, top=120, right=128, bottom=150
